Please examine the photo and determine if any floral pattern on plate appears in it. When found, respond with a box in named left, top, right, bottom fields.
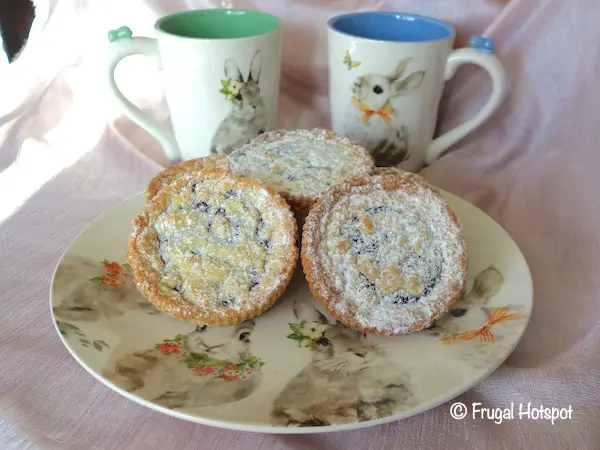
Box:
left=50, top=191, right=533, bottom=433
left=155, top=333, right=264, bottom=381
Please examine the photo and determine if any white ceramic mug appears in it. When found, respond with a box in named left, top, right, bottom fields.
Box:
left=328, top=12, right=507, bottom=171
left=105, top=9, right=282, bottom=161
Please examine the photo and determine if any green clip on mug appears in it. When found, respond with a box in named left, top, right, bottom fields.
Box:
left=105, top=9, right=282, bottom=161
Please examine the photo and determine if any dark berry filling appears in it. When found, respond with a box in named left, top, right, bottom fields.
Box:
left=255, top=216, right=264, bottom=237
left=342, top=207, right=443, bottom=304
left=157, top=190, right=275, bottom=305
left=248, top=268, right=261, bottom=291
left=195, top=201, right=209, bottom=212
left=389, top=263, right=442, bottom=305
left=363, top=279, right=376, bottom=291
left=221, top=297, right=235, bottom=307
left=365, top=205, right=389, bottom=214
left=260, top=239, right=271, bottom=251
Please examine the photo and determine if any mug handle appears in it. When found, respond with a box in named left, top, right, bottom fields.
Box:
left=105, top=28, right=180, bottom=160
left=426, top=36, right=507, bottom=165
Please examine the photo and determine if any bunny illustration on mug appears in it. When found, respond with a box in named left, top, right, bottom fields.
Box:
left=105, top=10, right=281, bottom=161
left=343, top=57, right=425, bottom=166
left=210, top=50, right=267, bottom=155
left=271, top=296, right=416, bottom=426
left=328, top=12, right=508, bottom=172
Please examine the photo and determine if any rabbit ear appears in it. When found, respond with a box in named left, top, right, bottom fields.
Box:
left=391, top=71, right=425, bottom=97
left=501, top=304, right=526, bottom=318
left=235, top=320, right=255, bottom=332
left=389, top=57, right=412, bottom=81
left=481, top=305, right=523, bottom=317
left=247, top=50, right=262, bottom=82
left=498, top=304, right=526, bottom=314
left=293, top=297, right=328, bottom=324
left=471, top=266, right=504, bottom=303
left=224, top=58, right=244, bottom=82
left=481, top=306, right=495, bottom=317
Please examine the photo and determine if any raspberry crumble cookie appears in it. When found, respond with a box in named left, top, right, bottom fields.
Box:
left=128, top=169, right=298, bottom=326
left=146, top=154, right=230, bottom=200
left=228, top=128, right=375, bottom=214
left=301, top=172, right=468, bottom=336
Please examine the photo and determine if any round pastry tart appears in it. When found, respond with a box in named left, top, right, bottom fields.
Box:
left=228, top=128, right=375, bottom=214
left=128, top=169, right=298, bottom=326
left=301, top=172, right=468, bottom=335
left=146, top=154, right=230, bottom=200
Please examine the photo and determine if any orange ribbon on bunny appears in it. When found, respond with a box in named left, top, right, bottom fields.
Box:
left=351, top=97, right=394, bottom=124
left=442, top=307, right=522, bottom=344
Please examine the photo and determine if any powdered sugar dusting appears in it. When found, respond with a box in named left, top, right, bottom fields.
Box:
left=228, top=128, right=374, bottom=202
left=130, top=172, right=297, bottom=323
left=303, top=174, right=467, bottom=335
left=146, top=154, right=230, bottom=200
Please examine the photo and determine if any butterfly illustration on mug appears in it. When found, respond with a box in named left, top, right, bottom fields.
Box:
left=343, top=50, right=361, bottom=70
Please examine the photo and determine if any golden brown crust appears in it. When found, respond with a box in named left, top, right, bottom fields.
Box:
left=145, top=155, right=230, bottom=201
left=129, top=169, right=298, bottom=326
left=371, top=166, right=446, bottom=196
left=301, top=172, right=468, bottom=336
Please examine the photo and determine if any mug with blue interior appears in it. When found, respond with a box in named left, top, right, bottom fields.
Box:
left=327, top=12, right=507, bottom=171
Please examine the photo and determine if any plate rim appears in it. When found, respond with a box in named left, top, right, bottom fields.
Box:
left=49, top=189, right=534, bottom=434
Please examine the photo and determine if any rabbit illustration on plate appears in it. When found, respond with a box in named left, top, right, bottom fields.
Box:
left=52, top=254, right=160, bottom=322
left=429, top=266, right=528, bottom=369
left=104, top=321, right=263, bottom=409
left=343, top=57, right=425, bottom=166
left=271, top=297, right=416, bottom=427
left=210, top=50, right=267, bottom=155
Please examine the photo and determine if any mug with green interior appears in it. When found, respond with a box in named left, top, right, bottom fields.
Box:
left=106, top=9, right=282, bottom=161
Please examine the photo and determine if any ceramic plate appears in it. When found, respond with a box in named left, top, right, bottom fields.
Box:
left=50, top=190, right=533, bottom=434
